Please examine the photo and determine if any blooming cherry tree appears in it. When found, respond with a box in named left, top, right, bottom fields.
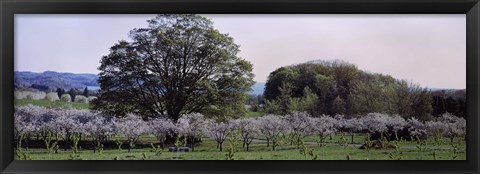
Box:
left=339, top=117, right=363, bottom=144
left=83, top=115, right=115, bottom=153
left=148, top=117, right=176, bottom=150
left=205, top=119, right=233, bottom=151
left=258, top=114, right=288, bottom=150
left=438, top=113, right=466, bottom=143
left=114, top=113, right=147, bottom=152
left=310, top=115, right=338, bottom=146
left=284, top=111, right=313, bottom=147
left=407, top=117, right=427, bottom=139
left=232, top=118, right=259, bottom=151
left=385, top=115, right=407, bottom=141
left=176, top=113, right=207, bottom=152
left=361, top=113, right=388, bottom=133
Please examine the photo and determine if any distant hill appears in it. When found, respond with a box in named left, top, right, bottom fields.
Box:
left=14, top=71, right=267, bottom=95
left=430, top=89, right=466, bottom=100
left=15, top=71, right=99, bottom=90
left=429, top=88, right=455, bottom=91
left=250, top=82, right=265, bottom=95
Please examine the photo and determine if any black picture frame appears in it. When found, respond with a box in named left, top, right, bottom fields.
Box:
left=1, top=0, right=479, bottom=174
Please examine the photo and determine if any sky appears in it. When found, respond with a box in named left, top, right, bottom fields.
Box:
left=15, top=14, right=466, bottom=89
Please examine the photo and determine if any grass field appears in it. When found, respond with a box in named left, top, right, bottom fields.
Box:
left=246, top=111, right=264, bottom=118
left=16, top=134, right=466, bottom=160
left=15, top=99, right=90, bottom=110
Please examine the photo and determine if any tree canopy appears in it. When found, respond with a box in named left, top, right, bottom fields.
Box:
left=263, top=59, right=438, bottom=120
left=92, top=14, right=254, bottom=121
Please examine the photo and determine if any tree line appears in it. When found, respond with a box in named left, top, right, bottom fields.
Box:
left=262, top=60, right=465, bottom=121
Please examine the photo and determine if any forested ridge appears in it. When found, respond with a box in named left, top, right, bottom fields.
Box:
left=262, top=59, right=465, bottom=120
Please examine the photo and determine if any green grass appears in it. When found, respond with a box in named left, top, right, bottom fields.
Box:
left=17, top=136, right=466, bottom=160
left=303, top=134, right=463, bottom=145
left=15, top=99, right=90, bottom=110
left=246, top=111, right=264, bottom=118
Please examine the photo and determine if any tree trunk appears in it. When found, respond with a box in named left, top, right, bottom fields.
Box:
left=219, top=142, right=223, bottom=152
left=266, top=138, right=270, bottom=147
left=297, top=136, right=302, bottom=148
left=191, top=138, right=196, bottom=152
left=351, top=133, right=354, bottom=144
left=25, top=139, right=29, bottom=151
left=64, top=134, right=70, bottom=151
left=319, top=135, right=324, bottom=146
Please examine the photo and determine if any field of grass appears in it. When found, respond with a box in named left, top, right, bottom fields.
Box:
left=246, top=111, right=264, bottom=118
left=17, top=135, right=466, bottom=160
left=15, top=99, right=90, bottom=110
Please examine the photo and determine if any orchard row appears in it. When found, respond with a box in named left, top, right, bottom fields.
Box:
left=14, top=105, right=465, bottom=153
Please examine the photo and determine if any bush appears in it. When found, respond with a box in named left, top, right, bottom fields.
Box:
left=14, top=90, right=24, bottom=99
left=15, top=90, right=46, bottom=100
left=60, top=94, right=71, bottom=102
left=74, top=95, right=88, bottom=103
left=87, top=96, right=97, bottom=103
left=44, top=92, right=60, bottom=101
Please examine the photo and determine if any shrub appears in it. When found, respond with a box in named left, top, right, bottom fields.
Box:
left=74, top=95, right=88, bottom=103
left=44, top=92, right=60, bottom=101
left=26, top=94, right=34, bottom=100
left=15, top=90, right=46, bottom=100
left=87, top=96, right=97, bottom=103
left=61, top=94, right=71, bottom=102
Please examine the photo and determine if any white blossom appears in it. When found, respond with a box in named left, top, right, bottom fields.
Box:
left=148, top=117, right=176, bottom=149
left=257, top=114, right=288, bottom=150
left=176, top=113, right=207, bottom=151
left=204, top=119, right=232, bottom=151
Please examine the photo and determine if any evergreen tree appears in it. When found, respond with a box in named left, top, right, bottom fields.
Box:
left=68, top=88, right=77, bottom=102
left=56, top=88, right=65, bottom=99
left=83, top=87, right=89, bottom=97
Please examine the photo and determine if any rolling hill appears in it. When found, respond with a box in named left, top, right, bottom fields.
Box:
left=15, top=71, right=98, bottom=90
left=14, top=71, right=266, bottom=95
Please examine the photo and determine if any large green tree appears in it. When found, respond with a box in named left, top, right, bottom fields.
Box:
left=263, top=60, right=437, bottom=119
left=349, top=74, right=398, bottom=115
left=92, top=14, right=254, bottom=121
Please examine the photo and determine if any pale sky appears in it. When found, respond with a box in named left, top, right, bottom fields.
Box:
left=15, top=14, right=466, bottom=89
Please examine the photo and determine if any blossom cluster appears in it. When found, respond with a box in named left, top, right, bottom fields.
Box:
left=14, top=105, right=466, bottom=150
